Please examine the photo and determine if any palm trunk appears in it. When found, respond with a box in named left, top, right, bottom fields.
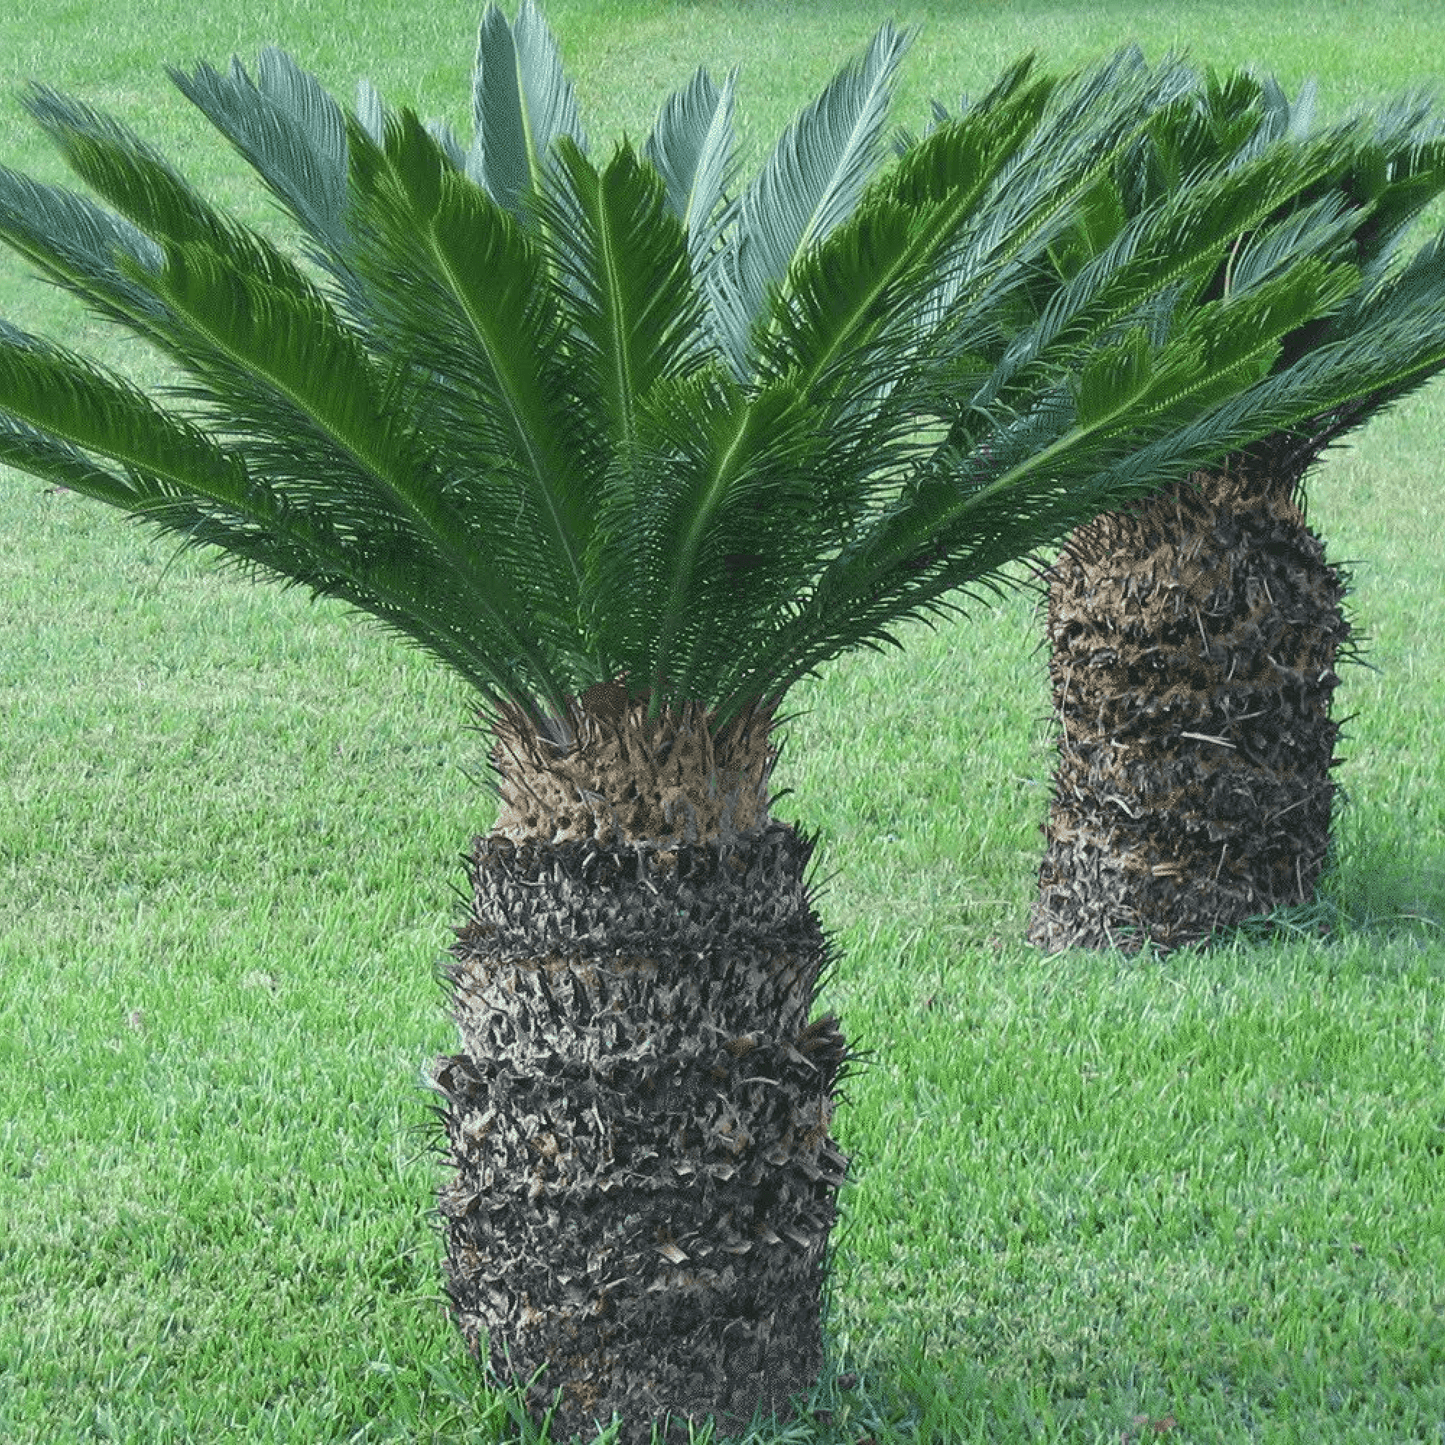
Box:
left=1028, top=438, right=1355, bottom=954
left=432, top=679, right=853, bottom=1444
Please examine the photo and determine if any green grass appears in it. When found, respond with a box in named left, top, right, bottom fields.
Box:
left=2, top=1, right=1444, bottom=1441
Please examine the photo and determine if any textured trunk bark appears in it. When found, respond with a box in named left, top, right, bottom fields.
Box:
left=432, top=681, right=854, bottom=1443
left=1028, top=452, right=1352, bottom=954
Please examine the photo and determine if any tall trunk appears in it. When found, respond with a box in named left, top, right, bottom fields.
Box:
left=1028, top=442, right=1354, bottom=954
left=432, top=678, right=854, bottom=1444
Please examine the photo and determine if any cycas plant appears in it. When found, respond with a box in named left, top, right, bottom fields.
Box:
left=1011, top=71, right=1445, bottom=955
left=0, top=6, right=1417, bottom=1440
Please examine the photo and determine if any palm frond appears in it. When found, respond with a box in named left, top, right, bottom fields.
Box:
left=716, top=259, right=1362, bottom=717
left=1220, top=191, right=1359, bottom=295
left=707, top=21, right=910, bottom=376
left=952, top=137, right=1356, bottom=440
left=346, top=108, right=589, bottom=619
left=0, top=319, right=247, bottom=495
left=902, top=50, right=1198, bottom=351
left=1295, top=230, right=1445, bottom=409
left=544, top=139, right=704, bottom=450
left=22, top=89, right=574, bottom=708
left=0, top=163, right=164, bottom=327
left=578, top=365, right=825, bottom=702
left=643, top=66, right=738, bottom=267
left=22, top=86, right=239, bottom=256
left=758, top=86, right=1052, bottom=402
left=0, top=321, right=530, bottom=701
left=166, top=48, right=353, bottom=270
left=466, top=0, right=585, bottom=216
left=147, top=234, right=562, bottom=692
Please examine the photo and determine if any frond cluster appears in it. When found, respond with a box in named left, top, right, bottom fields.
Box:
left=3, top=1, right=1445, bottom=731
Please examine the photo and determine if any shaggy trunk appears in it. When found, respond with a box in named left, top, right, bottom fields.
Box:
left=1029, top=442, right=1354, bottom=954
left=432, top=679, right=853, bottom=1444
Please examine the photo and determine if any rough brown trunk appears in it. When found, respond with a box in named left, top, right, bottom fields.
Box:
left=1029, top=453, right=1352, bottom=953
left=433, top=680, right=855, bottom=1443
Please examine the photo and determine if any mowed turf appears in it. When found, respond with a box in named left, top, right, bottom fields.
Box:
left=1, top=2, right=1442, bottom=1440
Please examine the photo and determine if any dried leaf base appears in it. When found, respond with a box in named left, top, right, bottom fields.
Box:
left=1029, top=461, right=1350, bottom=954
left=433, top=686, right=853, bottom=1443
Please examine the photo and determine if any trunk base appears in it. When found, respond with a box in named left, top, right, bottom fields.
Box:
left=435, top=689, right=855, bottom=1442
left=1029, top=461, right=1350, bottom=954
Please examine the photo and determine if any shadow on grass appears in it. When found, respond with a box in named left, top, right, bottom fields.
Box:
left=407, top=1321, right=1014, bottom=1445
left=1215, top=822, right=1445, bottom=955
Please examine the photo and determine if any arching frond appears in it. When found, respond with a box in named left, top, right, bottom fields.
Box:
left=1018, top=142, right=1356, bottom=374
left=717, top=265, right=1364, bottom=718
left=1309, top=231, right=1445, bottom=407
left=0, top=323, right=527, bottom=703
left=149, top=233, right=564, bottom=696
left=758, top=85, right=1052, bottom=400
left=23, top=86, right=239, bottom=257
left=346, top=106, right=588, bottom=626
left=707, top=22, right=911, bottom=375
left=167, top=47, right=352, bottom=268
left=643, top=65, right=738, bottom=275
left=0, top=319, right=248, bottom=495
left=544, top=139, right=703, bottom=451
left=467, top=0, right=585, bottom=215
left=0, top=164, right=164, bottom=327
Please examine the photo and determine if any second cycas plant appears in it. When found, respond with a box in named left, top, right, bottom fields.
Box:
left=1017, top=71, right=1445, bottom=954
left=0, top=4, right=1424, bottom=1439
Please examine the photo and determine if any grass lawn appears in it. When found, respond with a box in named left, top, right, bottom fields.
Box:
left=2, top=1, right=1443, bottom=1441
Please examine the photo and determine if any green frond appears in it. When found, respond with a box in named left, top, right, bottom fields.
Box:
left=22, top=86, right=239, bottom=257
left=1220, top=192, right=1359, bottom=295
left=545, top=139, right=703, bottom=451
left=138, top=214, right=569, bottom=711
left=1250, top=73, right=1317, bottom=147
left=346, top=107, right=589, bottom=613
left=708, top=21, right=910, bottom=375
left=0, top=405, right=147, bottom=501
left=610, top=372, right=816, bottom=706
left=0, top=164, right=164, bottom=327
left=424, top=116, right=468, bottom=171
left=643, top=65, right=738, bottom=272
left=1115, top=67, right=1271, bottom=212
left=0, top=322, right=514, bottom=697
left=575, top=367, right=809, bottom=693
left=0, top=320, right=247, bottom=497
left=1286, top=232, right=1445, bottom=410
left=0, top=399, right=535, bottom=703
left=467, top=0, right=585, bottom=217
left=759, top=87, right=1052, bottom=404
left=1348, top=134, right=1445, bottom=273
left=894, top=55, right=1041, bottom=155
left=1347, top=222, right=1445, bottom=322
left=1091, top=256, right=1359, bottom=435
left=720, top=228, right=1359, bottom=710
left=1027, top=135, right=1360, bottom=369
left=167, top=48, right=352, bottom=267
left=963, top=53, right=1044, bottom=122
left=908, top=51, right=1196, bottom=357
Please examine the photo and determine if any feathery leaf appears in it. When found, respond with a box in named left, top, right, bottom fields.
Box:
left=467, top=0, right=585, bottom=215
left=167, top=48, right=352, bottom=263
left=643, top=65, right=738, bottom=273
left=546, top=139, right=704, bottom=451
left=708, top=21, right=910, bottom=374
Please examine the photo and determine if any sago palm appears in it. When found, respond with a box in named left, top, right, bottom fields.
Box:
left=0, top=6, right=1416, bottom=1440
left=1006, top=70, right=1445, bottom=954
